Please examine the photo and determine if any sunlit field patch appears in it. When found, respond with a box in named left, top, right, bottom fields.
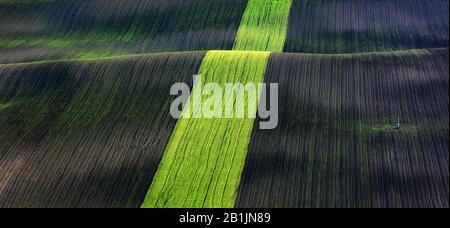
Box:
left=142, top=51, right=270, bottom=208
left=234, top=0, right=292, bottom=52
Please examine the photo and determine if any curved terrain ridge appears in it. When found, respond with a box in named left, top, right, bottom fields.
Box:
left=0, top=0, right=448, bottom=208
left=143, top=51, right=270, bottom=208
left=284, top=0, right=449, bottom=53
left=0, top=52, right=205, bottom=207
left=0, top=0, right=249, bottom=63
left=237, top=48, right=449, bottom=208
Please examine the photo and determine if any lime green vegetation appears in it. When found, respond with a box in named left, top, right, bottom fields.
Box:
left=0, top=37, right=80, bottom=49
left=369, top=123, right=419, bottom=134
left=327, top=121, right=419, bottom=134
left=142, top=51, right=270, bottom=208
left=0, top=32, right=132, bottom=50
left=61, top=50, right=131, bottom=61
left=394, top=49, right=430, bottom=57
left=369, top=124, right=398, bottom=132
left=351, top=118, right=421, bottom=134
left=142, top=0, right=293, bottom=208
left=233, top=0, right=293, bottom=52
left=141, top=0, right=294, bottom=208
left=0, top=101, right=16, bottom=110
left=0, top=35, right=132, bottom=63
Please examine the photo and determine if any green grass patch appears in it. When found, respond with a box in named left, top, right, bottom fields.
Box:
left=142, top=50, right=270, bottom=208
left=233, top=0, right=293, bottom=52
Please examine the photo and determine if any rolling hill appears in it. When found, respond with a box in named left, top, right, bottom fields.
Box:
left=0, top=0, right=448, bottom=208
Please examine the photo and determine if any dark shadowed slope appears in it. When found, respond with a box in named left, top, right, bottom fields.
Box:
left=0, top=0, right=248, bottom=63
left=237, top=48, right=449, bottom=208
left=0, top=52, right=205, bottom=207
left=284, top=0, right=449, bottom=53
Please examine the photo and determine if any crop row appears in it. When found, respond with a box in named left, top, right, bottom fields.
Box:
left=0, top=0, right=248, bottom=63
left=142, top=0, right=293, bottom=207
left=236, top=48, right=449, bottom=208
left=233, top=0, right=292, bottom=52
left=284, top=0, right=449, bottom=53
left=0, top=52, right=205, bottom=207
left=0, top=48, right=448, bottom=207
left=2, top=0, right=447, bottom=64
left=142, top=51, right=270, bottom=208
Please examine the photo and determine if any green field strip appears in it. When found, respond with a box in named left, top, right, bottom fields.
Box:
left=233, top=0, right=293, bottom=52
left=142, top=50, right=270, bottom=208
left=143, top=0, right=294, bottom=208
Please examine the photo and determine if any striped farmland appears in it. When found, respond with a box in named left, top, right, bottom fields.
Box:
left=284, top=0, right=449, bottom=53
left=0, top=0, right=249, bottom=64
left=0, top=52, right=205, bottom=207
left=236, top=48, right=449, bottom=208
left=142, top=0, right=295, bottom=208
left=233, top=0, right=292, bottom=52
left=0, top=0, right=448, bottom=209
left=142, top=51, right=270, bottom=208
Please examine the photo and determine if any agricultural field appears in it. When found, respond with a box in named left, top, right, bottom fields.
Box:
left=233, top=0, right=292, bottom=51
left=142, top=51, right=270, bottom=208
left=284, top=0, right=449, bottom=53
left=0, top=52, right=205, bottom=207
left=0, top=0, right=248, bottom=63
left=0, top=0, right=448, bottom=209
left=236, top=48, right=449, bottom=208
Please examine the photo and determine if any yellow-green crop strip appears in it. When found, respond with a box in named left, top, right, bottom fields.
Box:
left=142, top=0, right=293, bottom=208
left=142, top=51, right=270, bottom=208
left=233, top=0, right=293, bottom=52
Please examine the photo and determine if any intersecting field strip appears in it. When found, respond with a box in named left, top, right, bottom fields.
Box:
left=234, top=0, right=293, bottom=52
left=142, top=0, right=293, bottom=208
